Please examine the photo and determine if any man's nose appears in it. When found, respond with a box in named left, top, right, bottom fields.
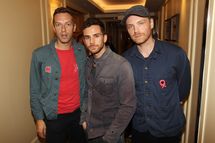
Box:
left=61, top=25, right=66, bottom=32
left=90, top=37, right=95, bottom=44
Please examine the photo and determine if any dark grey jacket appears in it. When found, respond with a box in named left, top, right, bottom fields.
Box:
left=83, top=48, right=136, bottom=143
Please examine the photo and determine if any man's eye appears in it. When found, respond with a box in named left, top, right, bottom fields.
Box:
left=55, top=23, right=61, bottom=27
left=67, top=23, right=72, bottom=26
left=83, top=36, right=90, bottom=40
left=94, top=34, right=100, bottom=38
left=126, top=25, right=133, bottom=29
left=138, top=21, right=146, bottom=25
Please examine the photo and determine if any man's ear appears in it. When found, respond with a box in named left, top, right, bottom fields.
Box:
left=103, top=34, right=108, bottom=43
left=73, top=24, right=77, bottom=32
left=150, top=18, right=154, bottom=29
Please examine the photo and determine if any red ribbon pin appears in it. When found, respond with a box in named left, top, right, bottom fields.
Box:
left=159, top=80, right=167, bottom=89
left=45, top=66, right=51, bottom=73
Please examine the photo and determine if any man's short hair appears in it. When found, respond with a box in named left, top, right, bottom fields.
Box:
left=81, top=18, right=105, bottom=34
left=53, top=7, right=73, bottom=24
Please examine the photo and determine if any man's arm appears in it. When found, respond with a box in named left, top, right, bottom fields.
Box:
left=80, top=57, right=88, bottom=127
left=30, top=52, right=44, bottom=120
left=30, top=52, right=46, bottom=138
left=176, top=50, right=191, bottom=102
left=80, top=82, right=88, bottom=127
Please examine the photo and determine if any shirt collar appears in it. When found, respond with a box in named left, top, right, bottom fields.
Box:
left=130, top=39, right=162, bottom=59
left=151, top=39, right=162, bottom=59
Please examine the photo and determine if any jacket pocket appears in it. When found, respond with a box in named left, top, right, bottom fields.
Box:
left=97, top=77, right=114, bottom=95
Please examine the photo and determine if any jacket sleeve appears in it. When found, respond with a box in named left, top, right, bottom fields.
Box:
left=30, top=52, right=44, bottom=120
left=176, top=49, right=191, bottom=102
left=80, top=72, right=88, bottom=124
left=103, top=61, right=136, bottom=143
left=78, top=46, right=88, bottom=124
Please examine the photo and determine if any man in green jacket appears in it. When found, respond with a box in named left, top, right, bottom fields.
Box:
left=30, top=7, right=87, bottom=143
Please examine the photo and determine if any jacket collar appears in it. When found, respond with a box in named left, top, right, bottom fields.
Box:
left=94, top=46, right=112, bottom=63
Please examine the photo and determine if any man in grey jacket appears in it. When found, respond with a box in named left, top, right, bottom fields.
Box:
left=81, top=18, right=136, bottom=143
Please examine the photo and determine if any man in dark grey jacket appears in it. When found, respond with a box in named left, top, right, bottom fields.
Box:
left=81, top=18, right=136, bottom=143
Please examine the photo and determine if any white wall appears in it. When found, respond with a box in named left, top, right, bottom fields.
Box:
left=0, top=0, right=43, bottom=142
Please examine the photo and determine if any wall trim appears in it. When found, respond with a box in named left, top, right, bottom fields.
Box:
left=183, top=0, right=206, bottom=142
left=198, top=0, right=215, bottom=142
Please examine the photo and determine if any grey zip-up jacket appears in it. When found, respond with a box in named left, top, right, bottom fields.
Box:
left=82, top=48, right=136, bottom=143
left=30, top=39, right=86, bottom=120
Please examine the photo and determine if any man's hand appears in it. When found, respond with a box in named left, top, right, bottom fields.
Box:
left=98, top=137, right=108, bottom=143
left=36, top=120, right=46, bottom=139
left=82, top=121, right=87, bottom=130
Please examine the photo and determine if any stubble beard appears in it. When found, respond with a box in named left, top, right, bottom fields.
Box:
left=58, top=33, right=73, bottom=44
left=132, top=33, right=152, bottom=45
left=89, top=44, right=105, bottom=56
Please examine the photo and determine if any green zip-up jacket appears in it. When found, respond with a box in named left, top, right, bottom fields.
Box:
left=30, top=39, right=86, bottom=120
